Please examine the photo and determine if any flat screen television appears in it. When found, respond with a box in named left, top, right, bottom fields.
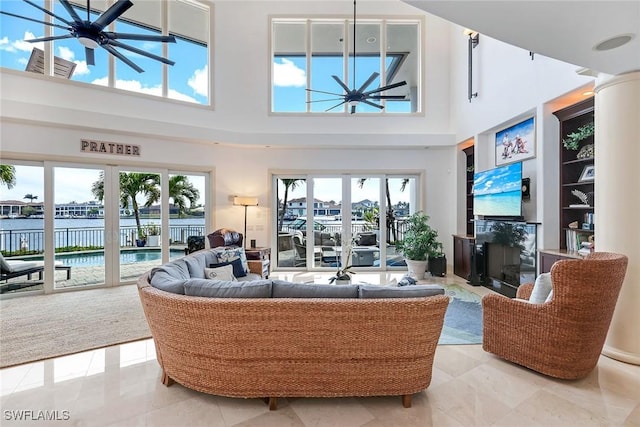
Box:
left=473, top=162, right=522, bottom=218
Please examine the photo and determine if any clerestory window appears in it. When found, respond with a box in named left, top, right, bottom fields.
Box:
left=271, top=18, right=421, bottom=114
left=0, top=0, right=210, bottom=105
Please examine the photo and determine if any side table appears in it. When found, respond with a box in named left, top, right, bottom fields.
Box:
left=245, top=247, right=271, bottom=279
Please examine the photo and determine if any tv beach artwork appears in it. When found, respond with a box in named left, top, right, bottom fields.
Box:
left=495, top=117, right=535, bottom=166
left=473, top=162, right=522, bottom=217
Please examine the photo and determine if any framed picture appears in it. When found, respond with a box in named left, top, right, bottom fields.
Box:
left=579, top=164, right=595, bottom=181
left=495, top=117, right=536, bottom=166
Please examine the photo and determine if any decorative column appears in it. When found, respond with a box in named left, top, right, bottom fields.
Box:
left=594, top=71, right=640, bottom=365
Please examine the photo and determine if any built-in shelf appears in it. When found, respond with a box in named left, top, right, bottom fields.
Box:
left=553, top=97, right=595, bottom=250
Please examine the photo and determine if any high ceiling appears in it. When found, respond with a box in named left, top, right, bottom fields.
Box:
left=404, top=1, right=640, bottom=76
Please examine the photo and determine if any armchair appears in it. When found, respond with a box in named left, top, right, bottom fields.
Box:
left=482, top=252, right=628, bottom=379
left=207, top=228, right=243, bottom=249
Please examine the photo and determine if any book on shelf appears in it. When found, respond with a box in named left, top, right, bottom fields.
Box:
left=565, top=229, right=592, bottom=252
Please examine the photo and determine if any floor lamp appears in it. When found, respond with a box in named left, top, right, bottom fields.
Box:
left=233, top=196, right=259, bottom=248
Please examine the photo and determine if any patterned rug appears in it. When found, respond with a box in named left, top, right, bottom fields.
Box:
left=439, top=284, right=483, bottom=345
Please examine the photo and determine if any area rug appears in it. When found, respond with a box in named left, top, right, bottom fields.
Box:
left=439, top=284, right=483, bottom=345
left=0, top=281, right=483, bottom=367
left=0, top=284, right=151, bottom=368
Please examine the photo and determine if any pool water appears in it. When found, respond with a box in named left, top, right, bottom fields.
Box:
left=33, top=249, right=183, bottom=267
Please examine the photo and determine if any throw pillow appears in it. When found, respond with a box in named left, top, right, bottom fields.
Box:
left=209, top=258, right=246, bottom=278
left=213, top=247, right=249, bottom=276
left=529, top=272, right=553, bottom=304
left=204, top=264, right=236, bottom=282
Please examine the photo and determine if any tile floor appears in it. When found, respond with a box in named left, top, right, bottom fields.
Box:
left=1, top=272, right=639, bottom=426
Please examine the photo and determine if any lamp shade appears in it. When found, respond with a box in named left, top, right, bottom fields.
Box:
left=234, top=196, right=259, bottom=206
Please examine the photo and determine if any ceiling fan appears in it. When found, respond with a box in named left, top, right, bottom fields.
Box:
left=0, top=0, right=176, bottom=73
left=306, top=0, right=408, bottom=114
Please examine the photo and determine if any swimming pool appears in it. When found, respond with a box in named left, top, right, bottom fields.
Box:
left=30, top=249, right=184, bottom=267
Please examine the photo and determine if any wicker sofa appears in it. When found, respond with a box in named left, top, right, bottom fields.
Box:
left=137, top=247, right=449, bottom=409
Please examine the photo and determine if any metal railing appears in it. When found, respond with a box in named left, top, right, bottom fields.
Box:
left=0, top=225, right=206, bottom=255
left=280, top=220, right=409, bottom=244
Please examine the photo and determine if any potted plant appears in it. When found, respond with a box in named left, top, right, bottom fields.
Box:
left=428, top=242, right=447, bottom=277
left=329, top=247, right=355, bottom=284
left=146, top=222, right=160, bottom=246
left=396, top=212, right=442, bottom=279
left=135, top=230, right=147, bottom=247
left=562, top=121, right=594, bottom=151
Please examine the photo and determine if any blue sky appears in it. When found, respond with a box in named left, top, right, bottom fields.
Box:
left=273, top=54, right=410, bottom=113
left=0, top=166, right=206, bottom=206
left=473, top=162, right=522, bottom=196
left=1, top=4, right=409, bottom=112
left=0, top=0, right=207, bottom=104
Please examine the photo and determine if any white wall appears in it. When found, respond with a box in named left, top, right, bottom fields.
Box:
left=0, top=120, right=458, bottom=262
left=446, top=24, right=596, bottom=250
left=0, top=1, right=456, bottom=149
left=0, top=1, right=602, bottom=261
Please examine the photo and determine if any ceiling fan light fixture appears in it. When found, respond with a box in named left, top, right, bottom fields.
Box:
left=305, top=0, right=407, bottom=114
left=78, top=37, right=98, bottom=49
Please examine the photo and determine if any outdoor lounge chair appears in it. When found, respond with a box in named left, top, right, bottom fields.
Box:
left=0, top=253, right=71, bottom=282
left=0, top=259, right=44, bottom=282
left=293, top=234, right=322, bottom=267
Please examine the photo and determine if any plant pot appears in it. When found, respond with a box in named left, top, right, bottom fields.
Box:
left=135, top=239, right=146, bottom=247
left=334, top=279, right=351, bottom=285
left=147, top=235, right=160, bottom=246
left=429, top=255, right=447, bottom=277
left=405, top=259, right=428, bottom=280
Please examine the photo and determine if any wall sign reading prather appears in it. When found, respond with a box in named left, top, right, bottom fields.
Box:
left=81, top=139, right=141, bottom=156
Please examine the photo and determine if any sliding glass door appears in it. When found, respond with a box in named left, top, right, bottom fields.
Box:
left=272, top=173, right=419, bottom=271
left=53, top=166, right=106, bottom=289
left=1, top=160, right=210, bottom=296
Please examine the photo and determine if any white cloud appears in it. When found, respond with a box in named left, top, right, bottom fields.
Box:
left=187, top=65, right=208, bottom=97
left=90, top=77, right=198, bottom=103
left=91, top=77, right=109, bottom=86
left=57, top=46, right=90, bottom=76
left=57, top=46, right=75, bottom=61
left=0, top=36, right=11, bottom=51
left=168, top=89, right=199, bottom=103
left=17, top=57, right=28, bottom=65
left=14, top=31, right=44, bottom=52
left=72, top=60, right=90, bottom=76
left=273, top=58, right=306, bottom=87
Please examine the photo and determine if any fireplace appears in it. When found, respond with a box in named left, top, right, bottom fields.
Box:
left=471, top=220, right=537, bottom=297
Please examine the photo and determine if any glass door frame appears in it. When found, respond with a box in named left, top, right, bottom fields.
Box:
left=271, top=171, right=422, bottom=272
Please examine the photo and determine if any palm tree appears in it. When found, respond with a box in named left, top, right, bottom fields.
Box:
left=168, top=175, right=200, bottom=217
left=357, top=178, right=409, bottom=243
left=0, top=165, right=16, bottom=189
left=278, top=179, right=304, bottom=231
left=92, top=172, right=160, bottom=240
left=23, top=194, right=38, bottom=203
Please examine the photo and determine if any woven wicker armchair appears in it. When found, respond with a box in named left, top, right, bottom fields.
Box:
left=482, top=252, right=628, bottom=379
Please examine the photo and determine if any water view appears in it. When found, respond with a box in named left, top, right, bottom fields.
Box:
left=0, top=217, right=205, bottom=254
left=30, top=248, right=185, bottom=267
